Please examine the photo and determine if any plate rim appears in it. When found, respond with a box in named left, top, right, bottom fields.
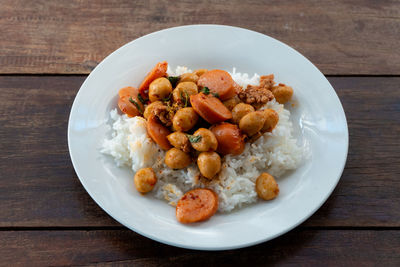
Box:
left=68, top=24, right=349, bottom=250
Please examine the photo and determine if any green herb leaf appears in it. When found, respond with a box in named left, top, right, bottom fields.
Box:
left=212, top=92, right=219, bottom=98
left=186, top=134, right=202, bottom=143
left=184, top=91, right=189, bottom=107
left=162, top=93, right=171, bottom=103
left=200, top=87, right=210, bottom=95
left=180, top=90, right=189, bottom=107
left=168, top=76, right=180, bottom=87
left=129, top=97, right=143, bottom=114
left=137, top=94, right=148, bottom=105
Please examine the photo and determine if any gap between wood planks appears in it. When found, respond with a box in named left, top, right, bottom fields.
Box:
left=0, top=226, right=399, bottom=231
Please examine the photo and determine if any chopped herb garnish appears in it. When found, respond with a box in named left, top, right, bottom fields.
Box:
left=180, top=90, right=189, bottom=107
left=168, top=76, right=180, bottom=87
left=162, top=93, right=171, bottom=103
left=200, top=87, right=210, bottom=95
left=129, top=97, right=143, bottom=114
left=186, top=134, right=202, bottom=143
left=137, top=94, right=148, bottom=105
left=212, top=92, right=219, bottom=98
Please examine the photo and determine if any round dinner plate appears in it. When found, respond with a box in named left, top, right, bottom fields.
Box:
left=68, top=25, right=348, bottom=250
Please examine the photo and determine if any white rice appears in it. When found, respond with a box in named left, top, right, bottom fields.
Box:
left=101, top=67, right=303, bottom=212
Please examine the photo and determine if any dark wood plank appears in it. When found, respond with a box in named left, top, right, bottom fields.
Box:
left=0, top=76, right=118, bottom=227
left=1, top=229, right=399, bottom=266
left=304, top=77, right=400, bottom=226
left=0, top=76, right=399, bottom=227
left=0, top=0, right=399, bottom=75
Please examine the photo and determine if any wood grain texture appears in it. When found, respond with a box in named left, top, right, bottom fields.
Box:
left=0, top=0, right=399, bottom=75
left=304, top=77, right=400, bottom=226
left=0, top=230, right=399, bottom=266
left=0, top=76, right=399, bottom=227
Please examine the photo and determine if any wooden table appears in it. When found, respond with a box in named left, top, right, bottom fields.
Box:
left=1, top=1, right=399, bottom=265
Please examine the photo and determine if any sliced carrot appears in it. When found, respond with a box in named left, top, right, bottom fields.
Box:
left=197, top=69, right=237, bottom=101
left=190, top=93, right=232, bottom=124
left=147, top=115, right=172, bottom=150
left=176, top=188, right=218, bottom=224
left=138, top=61, right=168, bottom=96
left=210, top=123, right=245, bottom=155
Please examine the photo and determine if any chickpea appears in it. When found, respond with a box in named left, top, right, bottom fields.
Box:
left=271, top=84, right=293, bottom=104
left=255, top=173, right=279, bottom=200
left=239, top=111, right=266, bottom=136
left=179, top=73, right=199, bottom=84
left=223, top=96, right=241, bottom=111
left=134, top=168, right=157, bottom=193
left=149, top=77, right=172, bottom=102
left=260, top=109, right=279, bottom=132
left=172, top=82, right=198, bottom=103
left=165, top=148, right=192, bottom=169
left=143, top=101, right=163, bottom=119
left=232, top=103, right=255, bottom=124
left=172, top=107, right=199, bottom=132
left=167, top=132, right=191, bottom=153
left=191, top=128, right=218, bottom=152
left=193, top=69, right=208, bottom=77
left=197, top=151, right=221, bottom=179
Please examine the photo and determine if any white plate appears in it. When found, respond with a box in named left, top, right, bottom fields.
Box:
left=68, top=25, right=348, bottom=250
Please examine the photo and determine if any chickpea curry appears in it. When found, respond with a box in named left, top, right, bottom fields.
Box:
left=121, top=61, right=294, bottom=223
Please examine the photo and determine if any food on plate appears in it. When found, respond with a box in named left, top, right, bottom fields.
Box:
left=238, top=76, right=275, bottom=107
left=165, top=148, right=191, bottom=169
left=172, top=82, right=198, bottom=103
left=134, top=167, right=157, bottom=193
left=176, top=188, right=218, bottom=223
left=197, top=69, right=237, bottom=100
left=147, top=115, right=171, bottom=150
left=172, top=107, right=199, bottom=132
left=210, top=123, right=245, bottom=155
left=118, top=86, right=137, bottom=99
left=255, top=173, right=279, bottom=200
left=197, top=151, right=221, bottom=179
left=239, top=111, right=266, bottom=136
left=117, top=86, right=144, bottom=117
left=179, top=73, right=199, bottom=84
left=223, top=96, right=241, bottom=111
left=261, top=109, right=279, bottom=133
left=190, top=93, right=232, bottom=124
left=193, top=69, right=208, bottom=77
left=271, top=83, right=294, bottom=104
left=143, top=101, right=163, bottom=120
left=148, top=77, right=172, bottom=102
left=166, top=132, right=191, bottom=153
left=190, top=128, right=218, bottom=152
left=138, top=61, right=168, bottom=96
left=231, top=103, right=255, bottom=124
left=102, top=62, right=302, bottom=224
